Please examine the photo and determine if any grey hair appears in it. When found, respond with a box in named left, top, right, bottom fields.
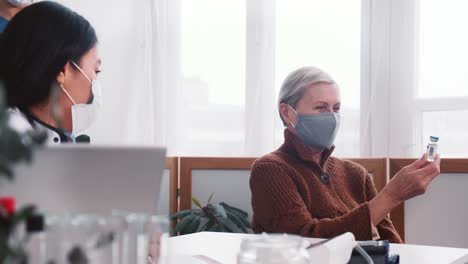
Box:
left=278, top=66, right=335, bottom=125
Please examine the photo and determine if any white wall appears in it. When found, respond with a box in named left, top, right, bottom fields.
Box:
left=405, top=173, right=468, bottom=248
left=191, top=170, right=252, bottom=219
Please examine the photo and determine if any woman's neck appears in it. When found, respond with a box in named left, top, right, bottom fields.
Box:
left=306, top=145, right=325, bottom=165
left=287, top=127, right=325, bottom=164
left=29, top=104, right=58, bottom=129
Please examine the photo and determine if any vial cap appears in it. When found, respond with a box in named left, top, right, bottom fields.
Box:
left=0, top=197, right=16, bottom=215
left=430, top=136, right=439, bottom=142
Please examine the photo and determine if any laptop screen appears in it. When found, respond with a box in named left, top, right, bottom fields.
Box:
left=2, top=145, right=166, bottom=215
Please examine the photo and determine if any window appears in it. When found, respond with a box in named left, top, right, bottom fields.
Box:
left=275, top=0, right=361, bottom=157
left=416, top=0, right=468, bottom=156
left=61, top=0, right=363, bottom=157
left=178, top=0, right=361, bottom=157
left=423, top=110, right=468, bottom=157
left=418, top=0, right=468, bottom=98
left=179, top=0, right=246, bottom=156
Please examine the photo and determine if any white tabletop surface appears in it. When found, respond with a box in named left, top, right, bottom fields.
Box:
left=165, top=232, right=468, bottom=264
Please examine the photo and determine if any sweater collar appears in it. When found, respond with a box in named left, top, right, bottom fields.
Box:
left=281, top=128, right=335, bottom=168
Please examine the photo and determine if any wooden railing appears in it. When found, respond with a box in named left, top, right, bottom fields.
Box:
left=165, top=157, right=179, bottom=215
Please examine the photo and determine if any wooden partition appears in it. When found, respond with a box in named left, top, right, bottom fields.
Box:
left=179, top=157, right=256, bottom=211
left=389, top=158, right=468, bottom=243
left=165, top=157, right=179, bottom=215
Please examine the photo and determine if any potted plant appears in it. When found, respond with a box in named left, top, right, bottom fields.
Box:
left=0, top=82, right=48, bottom=263
left=170, top=193, right=253, bottom=235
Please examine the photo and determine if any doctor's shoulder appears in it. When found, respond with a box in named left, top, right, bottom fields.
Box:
left=7, top=108, right=34, bottom=133
left=7, top=108, right=63, bottom=144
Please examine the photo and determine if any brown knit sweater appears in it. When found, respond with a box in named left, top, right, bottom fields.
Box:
left=250, top=129, right=403, bottom=243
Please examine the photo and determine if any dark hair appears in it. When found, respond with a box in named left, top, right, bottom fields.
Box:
left=0, top=1, right=98, bottom=109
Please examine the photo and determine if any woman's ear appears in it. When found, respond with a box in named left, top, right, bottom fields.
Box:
left=55, top=61, right=73, bottom=86
left=279, top=103, right=292, bottom=125
left=56, top=71, right=65, bottom=86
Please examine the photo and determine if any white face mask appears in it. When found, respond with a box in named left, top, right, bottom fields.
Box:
left=7, top=0, right=30, bottom=7
left=60, top=61, right=102, bottom=135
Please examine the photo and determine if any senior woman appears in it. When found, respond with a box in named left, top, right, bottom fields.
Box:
left=250, top=66, right=440, bottom=243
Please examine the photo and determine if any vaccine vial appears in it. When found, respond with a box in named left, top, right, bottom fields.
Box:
left=426, top=136, right=439, bottom=162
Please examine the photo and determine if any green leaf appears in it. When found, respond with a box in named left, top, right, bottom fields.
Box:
left=11, top=205, right=36, bottom=226
left=191, top=197, right=203, bottom=209
left=207, top=193, right=214, bottom=204
left=214, top=204, right=227, bottom=218
left=216, top=216, right=242, bottom=233
left=225, top=207, right=250, bottom=227
left=192, top=209, right=207, bottom=217
left=206, top=223, right=219, bottom=232
left=196, top=217, right=210, bottom=232
left=220, top=202, right=248, bottom=219
left=169, top=209, right=192, bottom=221
left=204, top=221, right=216, bottom=232
left=215, top=224, right=224, bottom=232
left=0, top=86, right=47, bottom=182
left=224, top=207, right=250, bottom=225
left=173, top=214, right=196, bottom=235
left=0, top=163, right=13, bottom=180
left=226, top=211, right=249, bottom=232
left=182, top=215, right=201, bottom=235
left=245, top=227, right=254, bottom=234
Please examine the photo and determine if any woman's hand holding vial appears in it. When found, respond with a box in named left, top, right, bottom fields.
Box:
left=368, top=152, right=441, bottom=225
left=385, top=153, right=440, bottom=202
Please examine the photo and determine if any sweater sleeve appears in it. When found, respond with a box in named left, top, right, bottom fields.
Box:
left=364, top=173, right=404, bottom=243
left=250, top=161, right=374, bottom=241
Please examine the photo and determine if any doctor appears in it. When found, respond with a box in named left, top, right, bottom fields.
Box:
left=0, top=1, right=102, bottom=144
left=0, top=0, right=31, bottom=32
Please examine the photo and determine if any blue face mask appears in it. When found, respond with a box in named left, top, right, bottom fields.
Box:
left=7, top=0, right=30, bottom=7
left=289, top=105, right=340, bottom=149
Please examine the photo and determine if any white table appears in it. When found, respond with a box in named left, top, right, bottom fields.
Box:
left=165, top=232, right=468, bottom=264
